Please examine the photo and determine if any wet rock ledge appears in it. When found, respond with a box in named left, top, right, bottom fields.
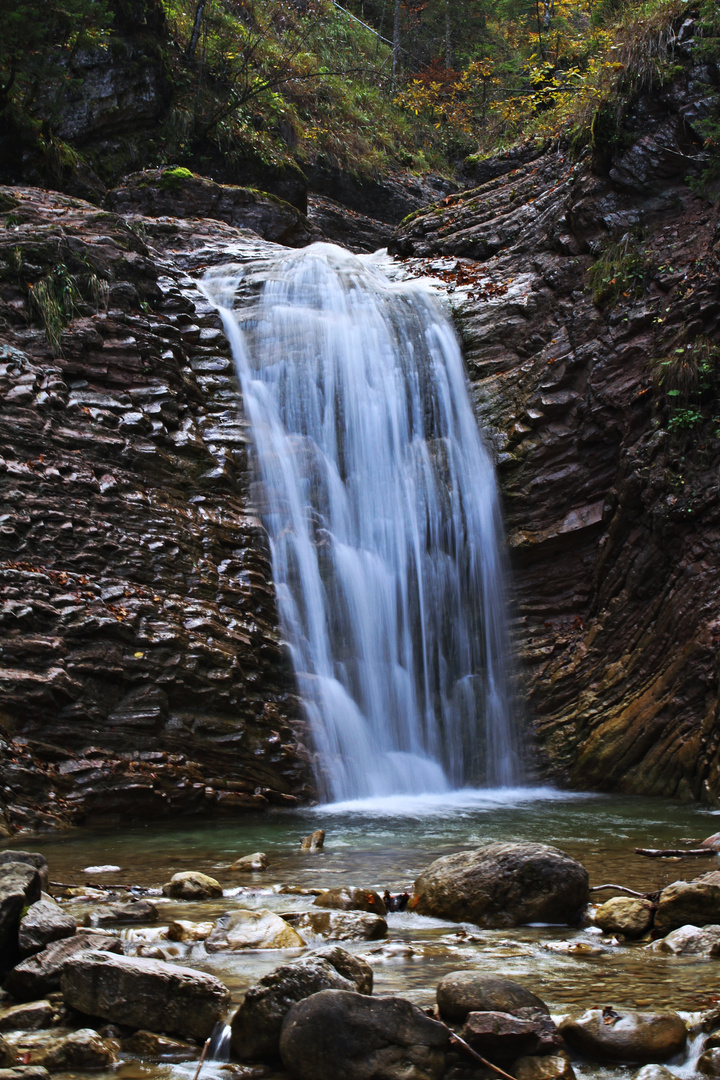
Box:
left=0, top=185, right=316, bottom=835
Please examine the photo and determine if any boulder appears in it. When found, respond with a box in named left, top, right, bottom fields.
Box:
left=39, top=1029, right=117, bottom=1071
left=283, top=910, right=386, bottom=941
left=231, top=947, right=373, bottom=1060
left=18, top=902, right=77, bottom=956
left=460, top=1011, right=563, bottom=1059
left=0, top=865, right=42, bottom=957
left=206, top=909, right=305, bottom=951
left=312, top=888, right=386, bottom=918
left=514, top=1056, right=576, bottom=1080
left=165, top=920, right=214, bottom=943
left=0, top=1071, right=50, bottom=1080
left=300, top=830, right=325, bottom=851
left=0, top=857, right=48, bottom=893
left=699, top=1048, right=720, bottom=1076
left=4, top=932, right=122, bottom=1001
left=593, top=897, right=654, bottom=938
left=0, top=1003, right=54, bottom=1032
left=437, top=972, right=549, bottom=1023
left=279, top=990, right=449, bottom=1080
left=120, top=1031, right=198, bottom=1061
left=412, top=843, right=588, bottom=927
left=105, top=170, right=320, bottom=248
left=229, top=854, right=269, bottom=873
left=654, top=880, right=720, bottom=934
left=0, top=1037, right=15, bottom=1068
left=701, top=833, right=720, bottom=851
left=84, top=900, right=157, bottom=927
left=648, top=923, right=720, bottom=956
left=61, top=950, right=230, bottom=1040
left=161, top=873, right=223, bottom=901
left=632, top=1068, right=678, bottom=1080
left=559, top=1010, right=687, bottom=1063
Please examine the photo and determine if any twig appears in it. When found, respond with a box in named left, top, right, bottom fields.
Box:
left=448, top=1031, right=518, bottom=1080
left=635, top=847, right=716, bottom=858
left=589, top=884, right=650, bottom=897
left=193, top=1038, right=211, bottom=1080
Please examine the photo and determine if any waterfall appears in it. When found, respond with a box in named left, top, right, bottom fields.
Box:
left=205, top=243, right=520, bottom=802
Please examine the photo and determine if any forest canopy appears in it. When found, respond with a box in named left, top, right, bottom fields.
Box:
left=0, top=0, right=710, bottom=184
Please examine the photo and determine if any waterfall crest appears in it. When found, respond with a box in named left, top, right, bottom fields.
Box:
left=205, top=243, right=520, bottom=802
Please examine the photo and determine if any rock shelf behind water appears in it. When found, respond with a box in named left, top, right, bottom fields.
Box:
left=61, top=950, right=231, bottom=1040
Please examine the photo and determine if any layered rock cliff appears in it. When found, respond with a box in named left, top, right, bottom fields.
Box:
left=390, top=28, right=720, bottom=801
left=0, top=186, right=318, bottom=834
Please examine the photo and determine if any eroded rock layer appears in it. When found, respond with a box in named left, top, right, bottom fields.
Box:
left=0, top=187, right=314, bottom=834
left=390, top=44, right=720, bottom=801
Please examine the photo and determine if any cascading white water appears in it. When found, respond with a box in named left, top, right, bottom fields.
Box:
left=205, top=243, right=520, bottom=802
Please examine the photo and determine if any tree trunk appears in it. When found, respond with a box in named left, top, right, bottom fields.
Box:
left=391, top=0, right=401, bottom=90
left=445, top=0, right=452, bottom=69
left=185, top=0, right=208, bottom=62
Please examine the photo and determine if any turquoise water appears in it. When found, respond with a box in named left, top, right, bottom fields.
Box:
left=4, top=788, right=720, bottom=1080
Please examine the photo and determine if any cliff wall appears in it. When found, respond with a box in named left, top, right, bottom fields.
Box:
left=0, top=187, right=315, bottom=834
left=391, top=30, right=720, bottom=801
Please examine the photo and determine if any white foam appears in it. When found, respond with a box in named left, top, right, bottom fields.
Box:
left=312, top=785, right=594, bottom=817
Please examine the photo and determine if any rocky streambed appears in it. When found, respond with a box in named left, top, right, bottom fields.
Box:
left=2, top=794, right=720, bottom=1080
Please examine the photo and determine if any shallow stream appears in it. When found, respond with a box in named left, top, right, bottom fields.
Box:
left=5, top=788, right=720, bottom=1080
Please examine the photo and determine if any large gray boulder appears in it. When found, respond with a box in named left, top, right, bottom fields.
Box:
left=18, top=901, right=77, bottom=956
left=0, top=865, right=42, bottom=958
left=280, top=990, right=449, bottom=1080
left=413, top=843, right=588, bottom=927
left=437, top=972, right=549, bottom=1023
left=4, top=932, right=122, bottom=1001
left=61, top=951, right=230, bottom=1040
left=231, top=947, right=373, bottom=1060
left=560, top=1009, right=687, bottom=1063
left=654, top=879, right=720, bottom=935
left=0, top=856, right=48, bottom=893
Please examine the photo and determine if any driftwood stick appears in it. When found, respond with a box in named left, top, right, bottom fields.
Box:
left=192, top=1038, right=211, bottom=1080
left=635, top=847, right=717, bottom=858
left=449, top=1031, right=518, bottom=1080
left=589, top=884, right=650, bottom=897
left=49, top=880, right=147, bottom=892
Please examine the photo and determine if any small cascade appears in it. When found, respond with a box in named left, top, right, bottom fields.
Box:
left=205, top=243, right=520, bottom=802
left=207, top=1022, right=232, bottom=1062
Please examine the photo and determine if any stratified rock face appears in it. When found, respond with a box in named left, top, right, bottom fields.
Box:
left=390, top=36, right=720, bottom=802
left=0, top=186, right=314, bottom=834
left=61, top=951, right=231, bottom=1040
left=106, top=170, right=321, bottom=248
left=413, top=843, right=589, bottom=927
